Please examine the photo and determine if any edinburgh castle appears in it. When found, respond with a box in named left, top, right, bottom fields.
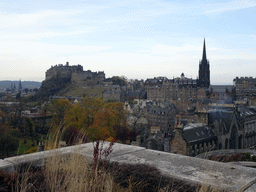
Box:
left=46, top=62, right=105, bottom=85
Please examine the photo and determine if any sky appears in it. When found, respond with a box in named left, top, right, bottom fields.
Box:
left=0, top=0, right=255, bottom=84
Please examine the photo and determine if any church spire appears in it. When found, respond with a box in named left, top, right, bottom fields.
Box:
left=202, top=38, right=207, bottom=61
left=198, top=38, right=210, bottom=88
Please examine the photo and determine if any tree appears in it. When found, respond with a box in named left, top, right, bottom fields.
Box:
left=111, top=76, right=127, bottom=86
left=50, top=99, right=72, bottom=131
left=0, top=134, right=19, bottom=157
left=87, top=108, right=115, bottom=141
left=25, top=117, right=34, bottom=137
left=113, top=124, right=132, bottom=143
left=24, top=88, right=29, bottom=93
left=33, top=88, right=38, bottom=93
left=8, top=102, right=25, bottom=130
left=62, top=127, right=88, bottom=146
left=0, top=110, right=7, bottom=125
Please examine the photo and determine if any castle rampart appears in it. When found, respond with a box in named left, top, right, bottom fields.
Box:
left=45, top=62, right=105, bottom=85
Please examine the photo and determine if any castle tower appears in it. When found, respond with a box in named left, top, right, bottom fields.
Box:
left=198, top=39, right=210, bottom=88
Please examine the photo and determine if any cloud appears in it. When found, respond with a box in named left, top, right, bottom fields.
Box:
left=0, top=29, right=95, bottom=41
left=0, top=9, right=80, bottom=29
left=203, top=0, right=256, bottom=14
left=0, top=41, right=113, bottom=55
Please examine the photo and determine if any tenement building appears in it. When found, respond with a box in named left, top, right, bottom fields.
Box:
left=145, top=39, right=210, bottom=103
left=233, top=76, right=256, bottom=99
left=145, top=39, right=235, bottom=113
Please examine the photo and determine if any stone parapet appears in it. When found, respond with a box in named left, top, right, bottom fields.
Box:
left=1, top=143, right=256, bottom=191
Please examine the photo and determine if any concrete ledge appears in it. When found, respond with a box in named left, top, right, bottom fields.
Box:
left=227, top=161, right=256, bottom=168
left=0, top=159, right=15, bottom=172
left=197, top=149, right=256, bottom=159
left=1, top=142, right=256, bottom=191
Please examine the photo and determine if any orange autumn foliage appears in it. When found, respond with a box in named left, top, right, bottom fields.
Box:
left=49, top=97, right=128, bottom=143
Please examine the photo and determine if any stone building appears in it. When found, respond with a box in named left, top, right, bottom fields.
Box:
left=144, top=101, right=177, bottom=133
left=233, top=76, right=256, bottom=99
left=171, top=123, right=216, bottom=156
left=170, top=103, right=256, bottom=156
left=102, top=88, right=146, bottom=102
left=208, top=85, right=233, bottom=102
left=145, top=39, right=211, bottom=104
left=102, top=89, right=124, bottom=102
left=45, top=62, right=105, bottom=85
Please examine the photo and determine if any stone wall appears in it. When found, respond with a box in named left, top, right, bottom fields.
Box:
left=170, top=127, right=187, bottom=155
left=1, top=142, right=256, bottom=191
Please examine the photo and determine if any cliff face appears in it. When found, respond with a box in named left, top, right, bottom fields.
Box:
left=35, top=77, right=71, bottom=101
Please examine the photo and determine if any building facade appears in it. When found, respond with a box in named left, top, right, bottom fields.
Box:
left=45, top=62, right=105, bottom=85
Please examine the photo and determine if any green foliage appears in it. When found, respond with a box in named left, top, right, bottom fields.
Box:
left=21, top=95, right=34, bottom=103
left=252, top=155, right=256, bottom=162
left=16, top=138, right=36, bottom=155
left=245, top=152, right=251, bottom=160
left=25, top=117, right=34, bottom=136
left=0, top=134, right=19, bottom=157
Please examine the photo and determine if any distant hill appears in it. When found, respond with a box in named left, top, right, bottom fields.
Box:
left=0, top=81, right=42, bottom=89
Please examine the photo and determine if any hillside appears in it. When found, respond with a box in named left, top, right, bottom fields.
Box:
left=35, top=77, right=105, bottom=101
left=58, top=84, right=105, bottom=98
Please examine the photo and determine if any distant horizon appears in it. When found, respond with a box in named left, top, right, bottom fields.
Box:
left=1, top=0, right=255, bottom=84
left=0, top=79, right=234, bottom=86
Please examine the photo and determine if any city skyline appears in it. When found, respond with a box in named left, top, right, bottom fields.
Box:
left=0, top=0, right=255, bottom=84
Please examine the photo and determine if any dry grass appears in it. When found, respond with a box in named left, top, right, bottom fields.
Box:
left=43, top=152, right=115, bottom=192
left=1, top=151, right=233, bottom=192
left=0, top=126, right=232, bottom=192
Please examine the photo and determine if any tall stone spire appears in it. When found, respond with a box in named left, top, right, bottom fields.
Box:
left=198, top=38, right=210, bottom=88
left=202, top=38, right=207, bottom=61
left=18, top=79, right=22, bottom=91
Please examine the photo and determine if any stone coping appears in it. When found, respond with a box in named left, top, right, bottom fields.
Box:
left=1, top=142, right=256, bottom=191
left=197, top=149, right=256, bottom=159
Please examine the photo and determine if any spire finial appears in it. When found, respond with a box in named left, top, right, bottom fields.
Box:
left=202, top=38, right=207, bottom=61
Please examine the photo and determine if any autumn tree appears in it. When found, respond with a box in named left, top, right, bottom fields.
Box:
left=87, top=108, right=115, bottom=141
left=50, top=99, right=72, bottom=131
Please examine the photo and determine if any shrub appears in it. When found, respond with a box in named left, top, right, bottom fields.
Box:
left=24, top=147, right=37, bottom=154
left=245, top=152, right=251, bottom=160
left=105, top=162, right=196, bottom=192
left=252, top=155, right=256, bottom=162
left=0, top=134, right=19, bottom=157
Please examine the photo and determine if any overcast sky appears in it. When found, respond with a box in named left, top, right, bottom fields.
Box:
left=0, top=0, right=255, bottom=84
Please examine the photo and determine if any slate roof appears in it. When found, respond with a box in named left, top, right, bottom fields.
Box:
left=103, top=89, right=122, bottom=94
left=238, top=106, right=256, bottom=117
left=182, top=123, right=215, bottom=143
left=146, top=106, right=170, bottom=115
left=125, top=90, right=146, bottom=98
left=209, top=85, right=233, bottom=93
left=208, top=109, right=233, bottom=129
